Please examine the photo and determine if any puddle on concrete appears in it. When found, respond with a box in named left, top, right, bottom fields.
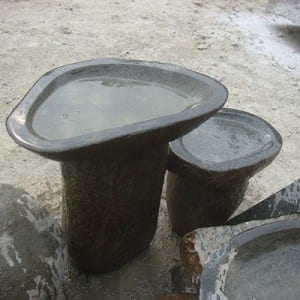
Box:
left=232, top=11, right=299, bottom=75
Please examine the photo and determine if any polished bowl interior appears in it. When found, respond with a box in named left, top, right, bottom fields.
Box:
left=200, top=220, right=300, bottom=300
left=6, top=58, right=228, bottom=161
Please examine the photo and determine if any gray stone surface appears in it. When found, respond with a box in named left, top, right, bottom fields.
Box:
left=200, top=220, right=300, bottom=300
left=180, top=214, right=300, bottom=289
left=228, top=179, right=300, bottom=224
left=0, top=184, right=67, bottom=299
left=6, top=57, right=226, bottom=273
left=61, top=144, right=169, bottom=273
left=167, top=109, right=282, bottom=236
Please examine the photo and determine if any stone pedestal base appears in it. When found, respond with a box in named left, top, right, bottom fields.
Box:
left=62, top=145, right=168, bottom=272
left=166, top=171, right=248, bottom=236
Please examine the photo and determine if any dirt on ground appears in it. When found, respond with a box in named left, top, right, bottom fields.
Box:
left=0, top=0, right=299, bottom=298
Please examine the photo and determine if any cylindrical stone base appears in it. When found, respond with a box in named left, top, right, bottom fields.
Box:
left=61, top=145, right=168, bottom=273
left=166, top=171, right=249, bottom=236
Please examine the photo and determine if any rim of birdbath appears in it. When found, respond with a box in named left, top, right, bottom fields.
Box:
left=199, top=219, right=300, bottom=300
left=6, top=58, right=228, bottom=161
left=168, top=108, right=282, bottom=177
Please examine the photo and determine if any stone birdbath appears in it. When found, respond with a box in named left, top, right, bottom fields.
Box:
left=199, top=219, right=300, bottom=300
left=166, top=108, right=282, bottom=236
left=6, top=58, right=227, bottom=272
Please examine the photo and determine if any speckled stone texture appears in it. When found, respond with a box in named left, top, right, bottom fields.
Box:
left=166, top=108, right=282, bottom=237
left=166, top=172, right=249, bottom=236
left=0, top=184, right=67, bottom=300
left=61, top=144, right=169, bottom=273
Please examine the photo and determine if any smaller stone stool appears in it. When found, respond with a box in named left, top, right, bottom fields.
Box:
left=166, top=108, right=282, bottom=236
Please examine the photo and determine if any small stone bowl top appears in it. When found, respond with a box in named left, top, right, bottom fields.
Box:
left=168, top=108, right=282, bottom=181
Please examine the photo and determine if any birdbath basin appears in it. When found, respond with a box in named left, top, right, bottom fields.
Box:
left=166, top=108, right=282, bottom=236
left=200, top=219, right=300, bottom=300
left=6, top=58, right=227, bottom=272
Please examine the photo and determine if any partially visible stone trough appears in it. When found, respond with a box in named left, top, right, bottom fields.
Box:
left=0, top=184, right=67, bottom=299
left=180, top=180, right=300, bottom=290
left=180, top=213, right=300, bottom=290
left=199, top=219, right=300, bottom=300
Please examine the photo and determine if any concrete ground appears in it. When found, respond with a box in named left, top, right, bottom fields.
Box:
left=0, top=0, right=299, bottom=299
